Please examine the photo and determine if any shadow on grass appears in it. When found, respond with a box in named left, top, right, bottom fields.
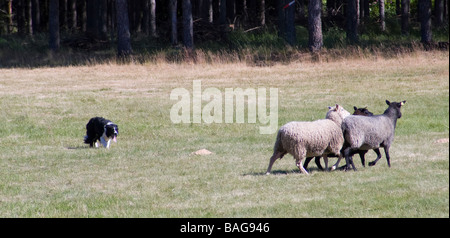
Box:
left=66, top=146, right=91, bottom=150
left=244, top=167, right=326, bottom=176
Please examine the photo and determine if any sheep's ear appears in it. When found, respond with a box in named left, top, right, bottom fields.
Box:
left=328, top=106, right=332, bottom=110
left=401, top=100, right=406, bottom=106
left=386, top=100, right=391, bottom=105
left=335, top=104, right=339, bottom=110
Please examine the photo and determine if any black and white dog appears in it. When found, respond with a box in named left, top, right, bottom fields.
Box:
left=84, top=117, right=119, bottom=148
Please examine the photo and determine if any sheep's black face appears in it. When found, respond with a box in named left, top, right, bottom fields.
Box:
left=386, top=100, right=406, bottom=118
left=353, top=106, right=373, bottom=116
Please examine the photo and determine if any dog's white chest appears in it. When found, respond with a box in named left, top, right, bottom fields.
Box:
left=99, top=133, right=112, bottom=148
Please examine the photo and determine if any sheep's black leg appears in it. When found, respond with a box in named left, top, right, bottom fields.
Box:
left=368, top=148, right=382, bottom=166
left=314, top=156, right=324, bottom=170
left=358, top=150, right=368, bottom=167
left=304, top=156, right=325, bottom=172
left=344, top=147, right=357, bottom=171
left=384, top=147, right=391, bottom=168
left=322, top=154, right=329, bottom=171
left=332, top=144, right=348, bottom=171
left=343, top=147, right=351, bottom=171
left=349, top=156, right=357, bottom=171
left=331, top=156, right=342, bottom=171
left=304, top=157, right=313, bottom=171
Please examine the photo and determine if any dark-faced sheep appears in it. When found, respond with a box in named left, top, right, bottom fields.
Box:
left=353, top=106, right=373, bottom=116
left=304, top=106, right=381, bottom=171
left=265, top=105, right=350, bottom=175
left=339, top=100, right=406, bottom=171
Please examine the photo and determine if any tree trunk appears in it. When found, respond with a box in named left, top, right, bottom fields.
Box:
left=25, top=0, right=32, bottom=35
left=284, top=0, right=296, bottom=46
left=61, top=0, right=68, bottom=33
left=150, top=0, right=157, bottom=37
left=143, top=0, right=150, bottom=34
left=308, top=0, right=323, bottom=52
left=396, top=0, right=401, bottom=16
left=277, top=0, right=296, bottom=45
left=235, top=0, right=248, bottom=27
left=219, top=0, right=227, bottom=25
left=419, top=0, right=432, bottom=45
left=68, top=0, right=77, bottom=32
left=212, top=0, right=220, bottom=25
left=260, top=0, right=265, bottom=26
left=201, top=0, right=213, bottom=23
left=379, top=0, right=386, bottom=31
left=7, top=0, right=13, bottom=34
left=86, top=0, right=98, bottom=38
left=277, top=0, right=285, bottom=38
left=356, top=0, right=360, bottom=26
left=170, top=0, right=178, bottom=45
left=227, top=0, right=235, bottom=24
left=79, top=0, right=87, bottom=32
left=360, top=0, right=365, bottom=25
left=435, top=0, right=444, bottom=27
left=17, top=0, right=26, bottom=35
left=444, top=0, right=448, bottom=22
left=346, top=0, right=358, bottom=44
left=182, top=0, right=194, bottom=49
left=116, top=0, right=132, bottom=57
left=99, top=0, right=108, bottom=40
left=108, top=0, right=115, bottom=39
left=364, top=0, right=369, bottom=21
left=131, top=0, right=142, bottom=33
left=49, top=0, right=60, bottom=51
left=401, top=0, right=410, bottom=35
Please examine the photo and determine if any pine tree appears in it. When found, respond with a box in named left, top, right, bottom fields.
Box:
left=182, top=0, right=194, bottom=49
left=308, top=0, right=323, bottom=52
left=116, top=0, right=132, bottom=58
left=49, top=0, right=60, bottom=51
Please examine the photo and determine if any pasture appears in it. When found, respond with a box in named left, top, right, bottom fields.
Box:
left=0, top=51, right=448, bottom=217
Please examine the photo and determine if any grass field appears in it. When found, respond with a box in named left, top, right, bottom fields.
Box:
left=0, top=51, right=448, bottom=217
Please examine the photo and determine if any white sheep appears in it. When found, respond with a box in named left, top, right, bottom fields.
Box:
left=266, top=105, right=350, bottom=175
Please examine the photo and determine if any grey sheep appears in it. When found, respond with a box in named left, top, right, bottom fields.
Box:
left=335, top=100, right=406, bottom=171
left=305, top=106, right=382, bottom=171
left=266, top=104, right=350, bottom=175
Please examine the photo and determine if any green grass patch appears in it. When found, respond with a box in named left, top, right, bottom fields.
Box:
left=0, top=52, right=448, bottom=217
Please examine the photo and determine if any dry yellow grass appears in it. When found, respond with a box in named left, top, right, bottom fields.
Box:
left=2, top=50, right=446, bottom=95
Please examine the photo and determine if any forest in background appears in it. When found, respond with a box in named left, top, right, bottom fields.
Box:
left=0, top=0, right=448, bottom=66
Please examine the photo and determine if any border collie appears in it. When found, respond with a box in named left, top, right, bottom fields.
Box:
left=84, top=117, right=119, bottom=148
